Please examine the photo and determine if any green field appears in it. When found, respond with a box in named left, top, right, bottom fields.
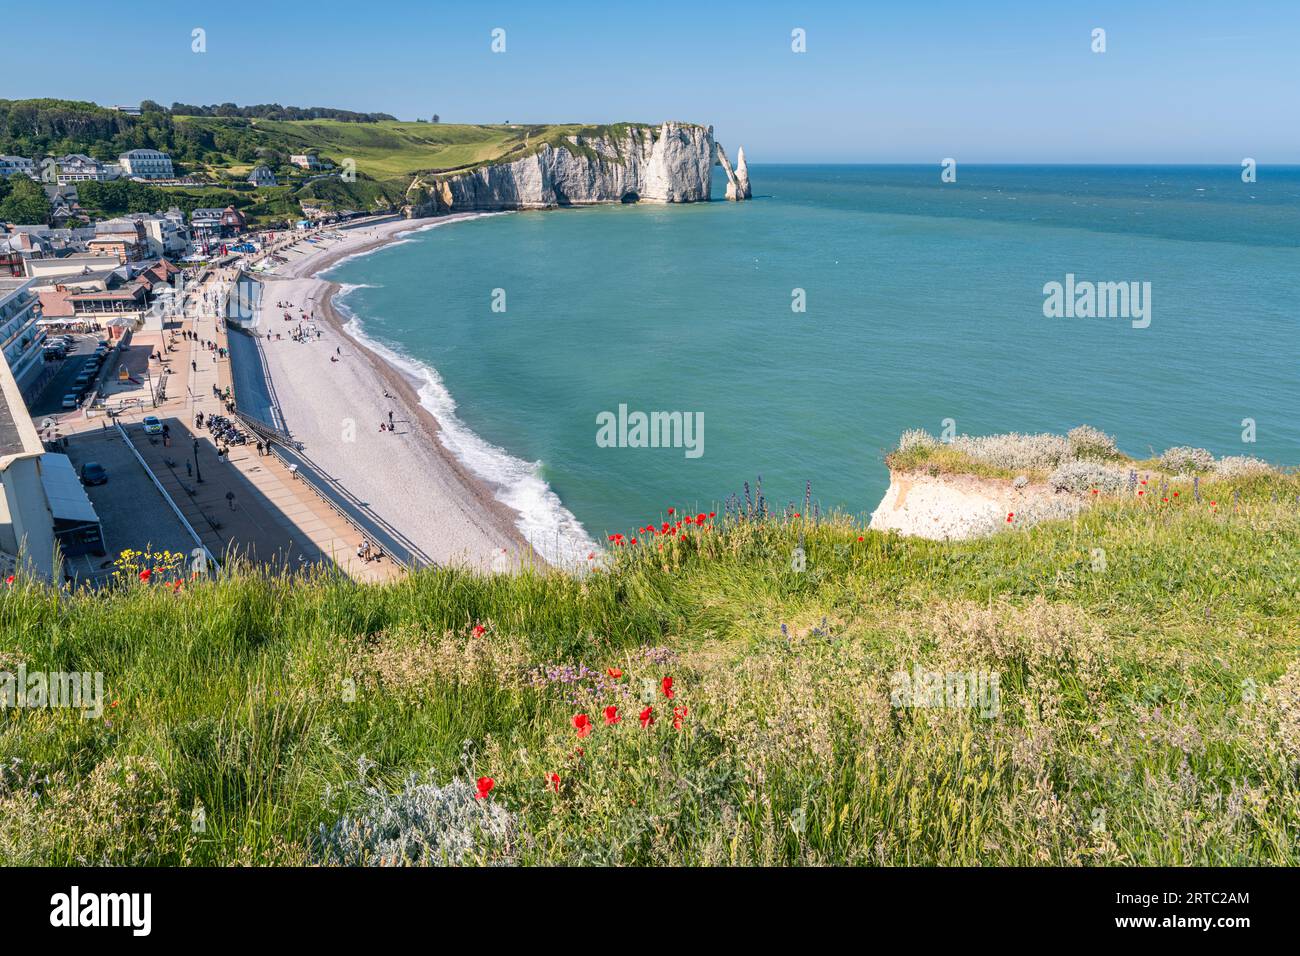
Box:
left=0, top=99, right=682, bottom=225
left=1, top=459, right=1297, bottom=866
left=177, top=117, right=656, bottom=181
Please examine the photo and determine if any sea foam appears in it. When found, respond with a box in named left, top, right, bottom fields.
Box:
left=333, top=292, right=597, bottom=567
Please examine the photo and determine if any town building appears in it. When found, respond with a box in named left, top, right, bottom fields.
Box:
left=219, top=206, right=248, bottom=235
left=0, top=156, right=37, bottom=179
left=23, top=253, right=121, bottom=283
left=0, top=277, right=45, bottom=396
left=87, top=218, right=148, bottom=263
left=118, top=148, right=174, bottom=180
left=190, top=207, right=225, bottom=246
left=130, top=209, right=191, bottom=259
left=55, top=154, right=112, bottom=183
left=0, top=346, right=56, bottom=582
left=247, top=164, right=278, bottom=187
left=289, top=154, right=322, bottom=170
left=31, top=258, right=179, bottom=331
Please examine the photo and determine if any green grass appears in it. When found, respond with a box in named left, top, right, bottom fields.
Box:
left=180, top=118, right=670, bottom=181
left=2, top=476, right=1297, bottom=865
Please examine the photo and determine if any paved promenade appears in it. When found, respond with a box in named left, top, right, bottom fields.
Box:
left=53, top=269, right=403, bottom=583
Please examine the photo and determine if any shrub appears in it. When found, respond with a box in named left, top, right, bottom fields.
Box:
left=1213, top=456, right=1272, bottom=478
left=949, top=432, right=1072, bottom=472
left=1067, top=425, right=1120, bottom=460
left=315, top=773, right=516, bottom=866
left=1048, top=459, right=1130, bottom=494
left=898, top=428, right=938, bottom=452
left=1159, top=446, right=1215, bottom=475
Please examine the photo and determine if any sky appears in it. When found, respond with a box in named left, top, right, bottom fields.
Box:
left=3, top=0, right=1298, bottom=163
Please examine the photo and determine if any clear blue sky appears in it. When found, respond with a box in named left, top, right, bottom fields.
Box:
left=5, top=0, right=1297, bottom=163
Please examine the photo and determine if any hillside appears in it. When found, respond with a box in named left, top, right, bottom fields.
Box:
left=1, top=443, right=1296, bottom=866
left=0, top=99, right=675, bottom=223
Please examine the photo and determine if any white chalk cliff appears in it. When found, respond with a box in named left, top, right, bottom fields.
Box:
left=420, top=123, right=719, bottom=212
left=735, top=147, right=752, bottom=199
left=714, top=143, right=752, bottom=201
left=869, top=470, right=1084, bottom=541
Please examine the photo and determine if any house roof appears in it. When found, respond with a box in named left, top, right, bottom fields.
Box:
left=36, top=289, right=75, bottom=318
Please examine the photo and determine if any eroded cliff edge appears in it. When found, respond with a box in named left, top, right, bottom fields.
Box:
left=405, top=122, right=732, bottom=214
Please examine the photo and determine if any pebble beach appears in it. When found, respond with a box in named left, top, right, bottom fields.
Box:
left=252, top=217, right=538, bottom=571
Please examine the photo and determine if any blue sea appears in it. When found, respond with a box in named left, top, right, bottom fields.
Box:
left=325, top=165, right=1300, bottom=561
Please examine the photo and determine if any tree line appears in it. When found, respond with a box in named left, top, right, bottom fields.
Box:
left=0, top=99, right=395, bottom=165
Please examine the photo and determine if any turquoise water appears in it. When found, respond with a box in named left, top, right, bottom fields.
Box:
left=326, top=166, right=1300, bottom=559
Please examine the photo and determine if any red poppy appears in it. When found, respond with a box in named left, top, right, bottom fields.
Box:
left=695, top=513, right=706, bottom=525
left=549, top=772, right=560, bottom=793
left=1210, top=500, right=1217, bottom=507
left=587, top=552, right=595, bottom=560
left=606, top=667, right=622, bottom=679
left=1091, top=489, right=1099, bottom=495
left=630, top=538, right=637, bottom=545
left=473, top=624, right=486, bottom=637
left=1138, top=490, right=1145, bottom=496
left=573, top=713, right=592, bottom=738
left=139, top=569, right=152, bottom=582
left=475, top=776, right=495, bottom=800
left=603, top=705, right=621, bottom=725
left=1006, top=513, right=1014, bottom=522
left=794, top=512, right=801, bottom=518
left=661, top=676, right=674, bottom=699
left=672, top=705, right=689, bottom=729
left=1140, top=480, right=1147, bottom=486
left=4, top=575, right=13, bottom=585
left=708, top=512, right=715, bottom=518
left=857, top=536, right=864, bottom=541
left=667, top=507, right=675, bottom=515
left=1173, top=492, right=1179, bottom=498
left=639, top=706, right=654, bottom=728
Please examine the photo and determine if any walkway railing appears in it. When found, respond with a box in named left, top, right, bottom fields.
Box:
left=268, top=444, right=433, bottom=570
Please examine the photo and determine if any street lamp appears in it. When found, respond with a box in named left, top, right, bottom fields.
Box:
left=192, top=436, right=203, bottom=484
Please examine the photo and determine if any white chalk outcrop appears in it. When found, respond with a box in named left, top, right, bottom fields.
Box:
left=715, top=143, right=752, bottom=201
left=869, top=470, right=1083, bottom=541
left=425, top=123, right=716, bottom=212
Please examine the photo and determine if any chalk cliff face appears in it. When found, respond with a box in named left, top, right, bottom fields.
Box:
left=714, top=143, right=752, bottom=202
left=869, top=470, right=1083, bottom=540
left=420, top=123, right=717, bottom=213
left=735, top=147, right=752, bottom=199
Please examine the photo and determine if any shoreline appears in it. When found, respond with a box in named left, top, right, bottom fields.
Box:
left=253, top=215, right=546, bottom=571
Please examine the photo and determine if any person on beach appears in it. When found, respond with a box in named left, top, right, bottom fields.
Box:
left=388, top=411, right=394, bottom=427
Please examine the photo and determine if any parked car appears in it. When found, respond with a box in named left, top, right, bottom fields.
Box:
left=79, top=462, right=108, bottom=486
left=142, top=415, right=163, bottom=435
left=61, top=393, right=79, bottom=410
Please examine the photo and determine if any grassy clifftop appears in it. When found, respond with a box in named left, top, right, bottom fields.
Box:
left=2, top=462, right=1297, bottom=866
left=1, top=99, right=672, bottom=223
